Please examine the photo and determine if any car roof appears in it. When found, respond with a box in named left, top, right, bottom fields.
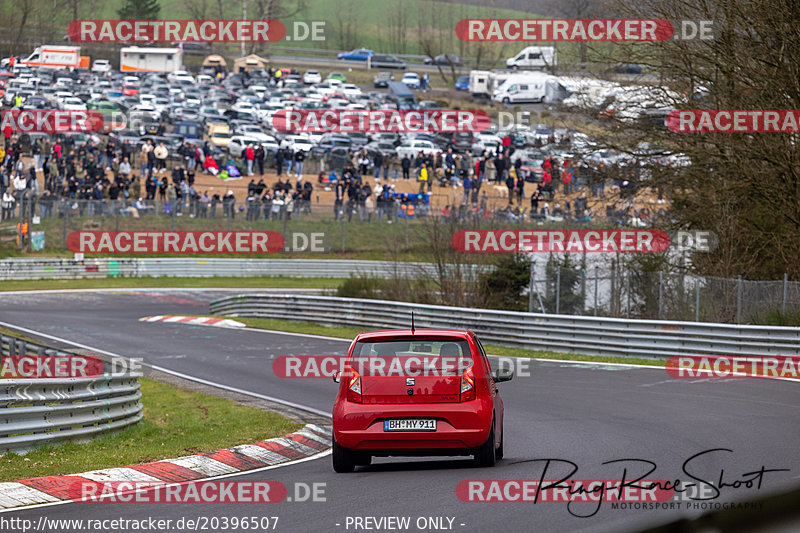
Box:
left=354, top=329, right=472, bottom=342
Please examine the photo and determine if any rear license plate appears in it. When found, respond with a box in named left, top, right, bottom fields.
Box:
left=383, top=419, right=437, bottom=432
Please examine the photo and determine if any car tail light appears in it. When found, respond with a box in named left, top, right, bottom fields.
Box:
left=460, top=365, right=475, bottom=402
left=347, top=367, right=362, bottom=403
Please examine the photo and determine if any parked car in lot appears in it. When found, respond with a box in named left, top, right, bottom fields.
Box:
left=206, top=123, right=232, bottom=148
left=424, top=54, right=462, bottom=66
left=227, top=135, right=279, bottom=158
left=417, top=100, right=441, bottom=110
left=327, top=72, right=347, bottom=82
left=396, top=138, right=440, bottom=158
left=92, top=59, right=111, bottom=73
left=312, top=134, right=353, bottom=158
left=60, top=97, right=87, bottom=111
left=303, top=70, right=322, bottom=84
left=373, top=72, right=394, bottom=88
left=370, top=54, right=407, bottom=70
left=337, top=48, right=373, bottom=61
left=332, top=329, right=511, bottom=472
left=280, top=134, right=313, bottom=152
left=401, top=72, right=420, bottom=89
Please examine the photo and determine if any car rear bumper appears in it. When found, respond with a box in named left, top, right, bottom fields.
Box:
left=333, top=400, right=492, bottom=451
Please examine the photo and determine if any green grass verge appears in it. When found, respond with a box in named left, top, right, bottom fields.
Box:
left=0, top=276, right=339, bottom=292
left=0, top=377, right=302, bottom=482
left=230, top=317, right=666, bottom=367
left=0, top=326, right=39, bottom=344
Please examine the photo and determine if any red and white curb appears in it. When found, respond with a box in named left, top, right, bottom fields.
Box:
left=0, top=424, right=331, bottom=510
left=139, top=315, right=246, bottom=328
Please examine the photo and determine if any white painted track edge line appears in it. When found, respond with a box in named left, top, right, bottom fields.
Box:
left=0, top=321, right=333, bottom=418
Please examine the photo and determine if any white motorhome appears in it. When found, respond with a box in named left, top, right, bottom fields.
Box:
left=20, top=46, right=82, bottom=69
left=120, top=47, right=183, bottom=73
left=469, top=70, right=518, bottom=98
left=492, top=73, right=551, bottom=104
left=506, top=46, right=557, bottom=71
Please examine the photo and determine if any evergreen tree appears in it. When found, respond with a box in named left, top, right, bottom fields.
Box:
left=118, top=0, right=161, bottom=20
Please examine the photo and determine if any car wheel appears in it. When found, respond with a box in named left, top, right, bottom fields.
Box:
left=332, top=436, right=356, bottom=473
left=502, top=98, right=510, bottom=105
left=474, top=418, right=496, bottom=467
left=353, top=453, right=372, bottom=466
left=496, top=424, right=504, bottom=460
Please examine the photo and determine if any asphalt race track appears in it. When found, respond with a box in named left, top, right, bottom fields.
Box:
left=1, top=289, right=798, bottom=533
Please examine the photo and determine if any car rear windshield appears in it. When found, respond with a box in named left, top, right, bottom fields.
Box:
left=351, top=338, right=473, bottom=376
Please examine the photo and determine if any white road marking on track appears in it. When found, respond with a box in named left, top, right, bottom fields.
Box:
left=0, top=321, right=333, bottom=418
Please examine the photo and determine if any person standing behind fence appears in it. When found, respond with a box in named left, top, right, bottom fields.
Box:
left=401, top=154, right=411, bottom=181
left=154, top=142, right=168, bottom=173
left=418, top=163, right=428, bottom=194
left=245, top=144, right=255, bottom=176
left=255, top=144, right=265, bottom=176
left=294, top=149, right=305, bottom=179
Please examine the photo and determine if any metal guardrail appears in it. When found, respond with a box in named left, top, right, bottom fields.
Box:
left=209, top=294, right=800, bottom=359
left=0, top=333, right=143, bottom=453
left=0, top=258, right=460, bottom=281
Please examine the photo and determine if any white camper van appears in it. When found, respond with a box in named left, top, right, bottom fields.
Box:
left=120, top=47, right=183, bottom=73
left=492, top=73, right=550, bottom=104
left=469, top=70, right=519, bottom=98
left=506, top=46, right=557, bottom=70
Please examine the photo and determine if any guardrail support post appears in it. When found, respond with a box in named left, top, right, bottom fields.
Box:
left=696, top=277, right=701, bottom=322
left=555, top=266, right=561, bottom=314
left=63, top=207, right=69, bottom=247
left=594, top=265, right=598, bottom=316
left=626, top=272, right=631, bottom=319
left=783, top=272, right=788, bottom=315
left=737, top=275, right=743, bottom=324
left=658, top=271, right=663, bottom=320
left=528, top=261, right=534, bottom=313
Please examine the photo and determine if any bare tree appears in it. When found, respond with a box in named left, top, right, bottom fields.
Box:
left=388, top=0, right=409, bottom=54
left=333, top=0, right=359, bottom=51
left=588, top=0, right=800, bottom=279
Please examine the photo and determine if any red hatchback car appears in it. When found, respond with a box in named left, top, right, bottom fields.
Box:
left=332, top=329, right=512, bottom=472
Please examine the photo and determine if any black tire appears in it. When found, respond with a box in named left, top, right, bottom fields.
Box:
left=496, top=424, right=504, bottom=460
left=332, top=437, right=356, bottom=473
left=353, top=453, right=372, bottom=466
left=474, top=419, right=496, bottom=467
left=502, top=98, right=510, bottom=105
